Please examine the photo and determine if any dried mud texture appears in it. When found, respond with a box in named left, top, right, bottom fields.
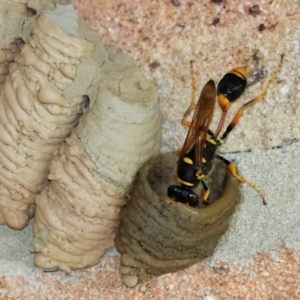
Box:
left=115, top=152, right=240, bottom=287
left=0, top=1, right=33, bottom=50
left=0, top=6, right=104, bottom=230
left=31, top=66, right=162, bottom=272
left=0, top=0, right=40, bottom=87
left=0, top=39, right=24, bottom=86
left=0, top=0, right=74, bottom=87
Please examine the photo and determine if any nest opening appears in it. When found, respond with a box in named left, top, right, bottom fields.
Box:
left=148, top=152, right=226, bottom=208
left=115, top=151, right=241, bottom=286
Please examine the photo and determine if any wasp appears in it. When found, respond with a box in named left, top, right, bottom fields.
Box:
left=168, top=55, right=284, bottom=207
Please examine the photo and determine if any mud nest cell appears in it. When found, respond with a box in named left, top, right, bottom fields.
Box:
left=115, top=152, right=241, bottom=287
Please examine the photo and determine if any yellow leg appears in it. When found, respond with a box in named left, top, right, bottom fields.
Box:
left=202, top=181, right=210, bottom=204
left=217, top=155, right=266, bottom=205
left=176, top=147, right=182, bottom=157
left=181, top=60, right=198, bottom=127
left=181, top=118, right=193, bottom=128
left=215, top=110, right=227, bottom=138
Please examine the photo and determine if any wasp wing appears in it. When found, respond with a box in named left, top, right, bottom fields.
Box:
left=180, top=79, right=216, bottom=175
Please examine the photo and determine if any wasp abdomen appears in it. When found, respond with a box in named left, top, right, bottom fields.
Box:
left=217, top=71, right=247, bottom=102
left=167, top=185, right=199, bottom=207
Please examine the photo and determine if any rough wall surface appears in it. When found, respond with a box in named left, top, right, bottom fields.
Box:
left=74, top=0, right=299, bottom=154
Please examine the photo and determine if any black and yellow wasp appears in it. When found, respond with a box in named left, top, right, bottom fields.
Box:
left=168, top=55, right=283, bottom=207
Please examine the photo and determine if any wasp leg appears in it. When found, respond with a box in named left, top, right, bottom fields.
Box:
left=176, top=147, right=182, bottom=157
left=202, top=181, right=210, bottom=204
left=181, top=60, right=198, bottom=127
left=215, top=67, right=248, bottom=137
left=220, top=55, right=284, bottom=141
left=217, top=155, right=266, bottom=205
left=182, top=111, right=195, bottom=127
left=214, top=110, right=227, bottom=138
left=207, top=129, right=217, bottom=139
